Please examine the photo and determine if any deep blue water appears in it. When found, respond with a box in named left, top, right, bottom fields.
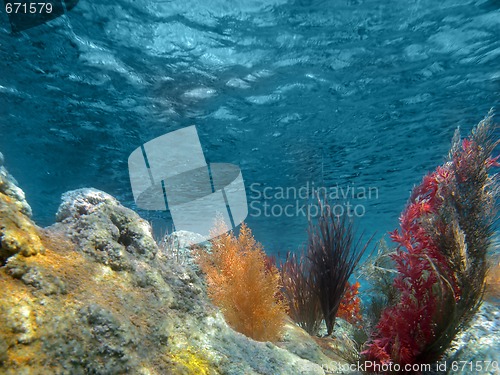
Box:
left=1, top=0, right=499, bottom=255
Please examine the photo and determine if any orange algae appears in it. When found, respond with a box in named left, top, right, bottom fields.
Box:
left=196, top=222, right=287, bottom=342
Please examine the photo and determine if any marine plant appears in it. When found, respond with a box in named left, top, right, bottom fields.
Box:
left=281, top=198, right=371, bottom=337
left=281, top=249, right=365, bottom=336
left=358, top=239, right=399, bottom=331
left=195, top=221, right=286, bottom=342
left=308, top=197, right=372, bottom=336
left=280, top=250, right=323, bottom=335
left=362, top=113, right=499, bottom=368
left=337, top=281, right=362, bottom=327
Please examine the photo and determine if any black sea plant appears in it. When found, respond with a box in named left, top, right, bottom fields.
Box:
left=281, top=250, right=323, bottom=335
left=307, top=197, right=372, bottom=336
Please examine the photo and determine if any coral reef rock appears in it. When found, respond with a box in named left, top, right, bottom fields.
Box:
left=0, top=158, right=358, bottom=375
left=1, top=161, right=43, bottom=264
left=53, top=188, right=158, bottom=271
left=0, top=155, right=32, bottom=218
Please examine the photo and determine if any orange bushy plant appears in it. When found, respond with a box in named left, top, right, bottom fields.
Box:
left=196, top=221, right=286, bottom=342
left=337, top=281, right=362, bottom=327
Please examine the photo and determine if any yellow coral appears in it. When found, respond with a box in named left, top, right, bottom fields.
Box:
left=169, top=346, right=215, bottom=375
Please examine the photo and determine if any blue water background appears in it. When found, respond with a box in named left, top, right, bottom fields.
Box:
left=1, top=0, right=499, bottom=256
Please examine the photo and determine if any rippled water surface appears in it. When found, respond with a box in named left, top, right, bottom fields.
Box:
left=1, top=0, right=499, bottom=253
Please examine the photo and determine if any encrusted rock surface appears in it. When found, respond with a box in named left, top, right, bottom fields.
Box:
left=0, top=162, right=43, bottom=264
left=52, top=188, right=158, bottom=271
left=0, top=156, right=32, bottom=218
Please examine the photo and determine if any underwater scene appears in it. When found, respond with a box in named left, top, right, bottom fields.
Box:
left=1, top=0, right=500, bottom=374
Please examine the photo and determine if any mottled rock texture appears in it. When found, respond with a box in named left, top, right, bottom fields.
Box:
left=0, top=163, right=43, bottom=264
left=0, top=158, right=32, bottom=218
left=52, top=188, right=158, bottom=271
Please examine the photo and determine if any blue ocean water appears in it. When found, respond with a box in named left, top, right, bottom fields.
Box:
left=0, top=0, right=499, bottom=254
